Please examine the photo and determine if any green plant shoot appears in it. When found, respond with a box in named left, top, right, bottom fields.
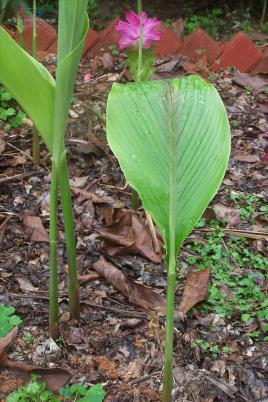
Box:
left=106, top=76, right=231, bottom=401
left=0, top=0, right=89, bottom=337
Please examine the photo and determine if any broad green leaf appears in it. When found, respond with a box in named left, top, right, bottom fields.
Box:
left=0, top=27, right=55, bottom=152
left=106, top=76, right=231, bottom=260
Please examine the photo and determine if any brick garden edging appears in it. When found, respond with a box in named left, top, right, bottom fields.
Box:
left=2, top=18, right=268, bottom=74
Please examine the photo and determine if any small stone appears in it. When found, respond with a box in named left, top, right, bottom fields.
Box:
left=69, top=110, right=79, bottom=119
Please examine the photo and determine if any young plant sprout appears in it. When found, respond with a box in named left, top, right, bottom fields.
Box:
left=0, top=0, right=90, bottom=337
left=107, top=10, right=231, bottom=402
left=31, top=0, right=40, bottom=165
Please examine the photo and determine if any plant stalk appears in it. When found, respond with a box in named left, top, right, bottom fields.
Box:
left=58, top=151, right=80, bottom=321
left=131, top=0, right=143, bottom=209
left=49, top=160, right=59, bottom=338
left=162, top=259, right=176, bottom=402
left=261, top=0, right=267, bottom=26
left=32, top=0, right=40, bottom=165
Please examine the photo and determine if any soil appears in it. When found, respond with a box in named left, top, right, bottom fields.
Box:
left=0, top=19, right=268, bottom=402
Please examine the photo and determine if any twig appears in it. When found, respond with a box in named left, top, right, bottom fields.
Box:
left=145, top=211, right=160, bottom=254
left=195, top=228, right=268, bottom=240
left=129, top=371, right=162, bottom=385
left=0, top=170, right=43, bottom=183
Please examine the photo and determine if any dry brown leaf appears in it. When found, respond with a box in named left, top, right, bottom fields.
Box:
left=22, top=215, right=49, bottom=243
left=0, top=327, right=18, bottom=357
left=233, top=72, right=268, bottom=93
left=71, top=186, right=123, bottom=208
left=15, top=275, right=38, bottom=292
left=102, top=52, right=114, bottom=70
left=214, top=203, right=241, bottom=226
left=0, top=137, right=6, bottom=155
left=233, top=151, right=260, bottom=163
left=93, top=256, right=166, bottom=314
left=78, top=272, right=100, bottom=284
left=0, top=155, right=26, bottom=167
left=2, top=359, right=71, bottom=392
left=98, top=210, right=163, bottom=263
left=179, top=268, right=210, bottom=314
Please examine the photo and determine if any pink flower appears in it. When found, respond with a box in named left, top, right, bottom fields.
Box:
left=116, top=11, right=161, bottom=50
left=84, top=73, right=92, bottom=82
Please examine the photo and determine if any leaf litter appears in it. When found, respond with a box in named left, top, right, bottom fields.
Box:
left=0, top=21, right=268, bottom=402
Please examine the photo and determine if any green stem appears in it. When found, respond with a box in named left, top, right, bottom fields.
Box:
left=162, top=257, right=176, bottom=402
left=137, top=0, right=143, bottom=83
left=131, top=0, right=143, bottom=209
left=49, top=160, right=59, bottom=338
left=32, top=127, right=40, bottom=165
left=31, top=0, right=40, bottom=165
left=58, top=152, right=80, bottom=321
left=261, top=0, right=267, bottom=26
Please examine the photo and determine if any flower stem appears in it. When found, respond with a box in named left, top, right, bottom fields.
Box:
left=137, top=0, right=143, bottom=83
left=131, top=0, right=143, bottom=209
left=58, top=152, right=80, bottom=321
left=49, top=160, right=59, bottom=339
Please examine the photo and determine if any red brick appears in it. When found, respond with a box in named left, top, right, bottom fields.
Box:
left=249, top=48, right=268, bottom=74
left=14, top=17, right=57, bottom=53
left=82, top=29, right=99, bottom=56
left=46, top=38, right=57, bottom=54
left=155, top=23, right=182, bottom=56
left=211, top=32, right=263, bottom=73
left=89, top=18, right=119, bottom=57
left=180, top=28, right=222, bottom=64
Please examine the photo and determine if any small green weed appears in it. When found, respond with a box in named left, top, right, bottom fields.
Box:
left=0, top=304, right=22, bottom=337
left=185, top=8, right=225, bottom=38
left=230, top=192, right=265, bottom=223
left=185, top=195, right=268, bottom=329
left=7, top=375, right=106, bottom=402
left=0, top=86, right=25, bottom=128
left=192, top=338, right=230, bottom=358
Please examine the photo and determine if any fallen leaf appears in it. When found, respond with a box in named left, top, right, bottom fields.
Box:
left=0, top=327, right=18, bottom=357
left=71, top=186, right=123, bottom=208
left=98, top=210, right=163, bottom=263
left=233, top=72, right=268, bottom=93
left=214, top=203, right=241, bottom=225
left=93, top=256, right=166, bottom=314
left=15, top=275, right=38, bottom=292
left=0, top=155, right=26, bottom=167
left=0, top=137, right=6, bottom=155
left=22, top=215, right=49, bottom=243
left=78, top=272, right=100, bottom=284
left=69, top=176, right=88, bottom=188
left=2, top=359, right=71, bottom=392
left=102, top=52, right=114, bottom=70
left=233, top=151, right=260, bottom=163
left=179, top=268, right=210, bottom=314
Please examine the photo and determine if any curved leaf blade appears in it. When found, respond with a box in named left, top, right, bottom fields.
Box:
left=0, top=27, right=55, bottom=152
left=106, top=76, right=231, bottom=256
